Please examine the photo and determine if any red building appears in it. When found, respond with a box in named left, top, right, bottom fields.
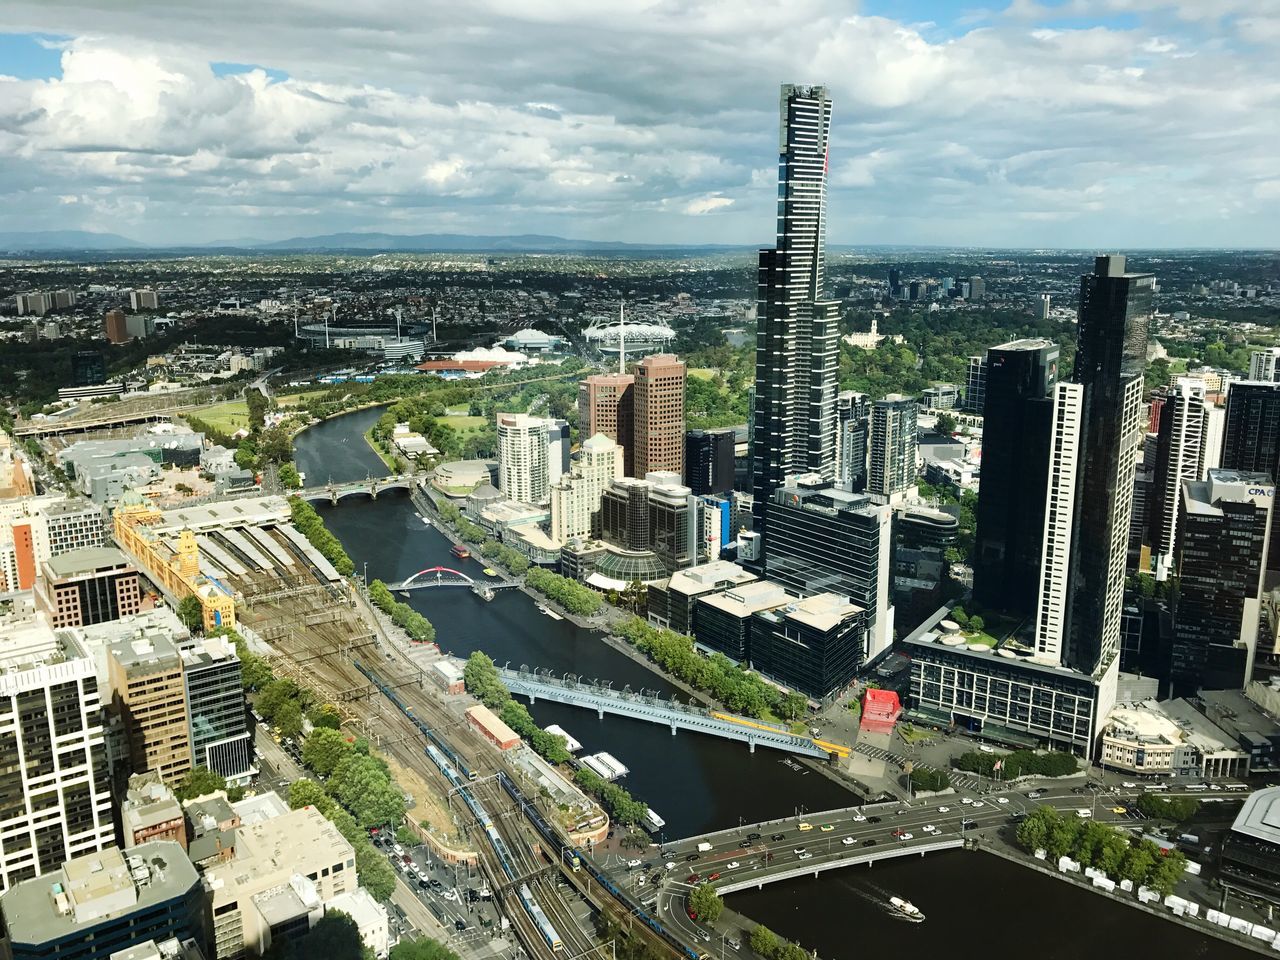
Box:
left=860, top=688, right=903, bottom=734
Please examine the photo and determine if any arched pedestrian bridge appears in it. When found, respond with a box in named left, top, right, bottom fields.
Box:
left=390, top=566, right=520, bottom=592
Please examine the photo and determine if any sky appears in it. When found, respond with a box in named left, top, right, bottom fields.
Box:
left=0, top=0, right=1277, bottom=248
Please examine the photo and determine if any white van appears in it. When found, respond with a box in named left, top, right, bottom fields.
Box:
left=1075, top=809, right=1092, bottom=819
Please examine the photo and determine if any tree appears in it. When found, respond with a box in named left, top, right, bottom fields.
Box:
left=968, top=615, right=985, bottom=634
left=396, top=824, right=419, bottom=847
left=778, top=691, right=809, bottom=722
left=1147, top=849, right=1188, bottom=896
left=279, top=462, right=302, bottom=489
left=246, top=388, right=269, bottom=431
left=177, top=595, right=204, bottom=631
left=303, top=911, right=369, bottom=960
left=463, top=652, right=508, bottom=710
left=176, top=766, right=228, bottom=801
left=258, top=424, right=294, bottom=464
left=304, top=728, right=354, bottom=776
left=275, top=699, right=305, bottom=740
left=309, top=704, right=343, bottom=730
left=935, top=411, right=958, bottom=435
left=389, top=939, right=461, bottom=960
left=750, top=926, right=779, bottom=957
left=688, top=883, right=723, bottom=923
left=287, top=778, right=333, bottom=814
left=355, top=842, right=397, bottom=900
left=258, top=679, right=301, bottom=719
left=950, top=606, right=969, bottom=627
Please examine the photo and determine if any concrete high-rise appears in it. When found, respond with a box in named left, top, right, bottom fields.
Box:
left=633, top=354, right=686, bottom=478
left=108, top=632, right=194, bottom=786
left=1147, top=378, right=1211, bottom=579
left=964, top=354, right=988, bottom=413
left=549, top=434, right=624, bottom=543
left=1249, top=347, right=1280, bottom=383
left=1220, top=380, right=1280, bottom=570
left=1171, top=470, right=1273, bottom=694
left=0, top=616, right=113, bottom=890
left=578, top=373, right=634, bottom=475
left=496, top=413, right=551, bottom=505
left=836, top=391, right=869, bottom=492
left=972, top=339, right=1058, bottom=617
left=868, top=394, right=918, bottom=503
left=180, top=634, right=252, bottom=781
left=1035, top=255, right=1153, bottom=684
left=751, top=84, right=839, bottom=530
left=103, top=309, right=129, bottom=344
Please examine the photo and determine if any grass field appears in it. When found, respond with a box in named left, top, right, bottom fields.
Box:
left=277, top=389, right=330, bottom=407
left=442, top=414, right=488, bottom=434
left=190, top=399, right=250, bottom=434
left=688, top=368, right=719, bottom=380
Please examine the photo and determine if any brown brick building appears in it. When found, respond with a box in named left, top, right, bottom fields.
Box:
left=579, top=372, right=635, bottom=475
left=34, top=546, right=141, bottom=628
left=633, top=354, right=686, bottom=478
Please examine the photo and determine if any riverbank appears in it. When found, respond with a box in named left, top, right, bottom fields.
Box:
left=977, top=840, right=1272, bottom=957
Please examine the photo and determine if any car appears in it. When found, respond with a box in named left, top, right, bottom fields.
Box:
left=726, top=861, right=740, bottom=869
left=627, top=859, right=641, bottom=868
left=771, top=833, right=786, bottom=841
left=686, top=854, right=700, bottom=862
left=798, top=822, right=813, bottom=831
left=798, top=852, right=813, bottom=860
left=686, top=873, right=701, bottom=883
left=1210, top=784, right=1223, bottom=791
left=793, top=847, right=807, bottom=855
left=841, top=836, right=856, bottom=846
left=960, top=798, right=973, bottom=805
left=996, top=797, right=1009, bottom=805
left=418, top=876, right=430, bottom=888
left=708, top=872, right=721, bottom=881
left=454, top=920, right=466, bottom=932
left=687, top=909, right=698, bottom=922
left=970, top=801, right=984, bottom=808
left=922, top=824, right=937, bottom=833
left=1027, top=790, right=1044, bottom=799
left=862, top=839, right=878, bottom=847
left=851, top=813, right=867, bottom=822
left=1121, top=781, right=1137, bottom=788
left=401, top=855, right=413, bottom=865
left=699, top=931, right=712, bottom=944
left=740, top=839, right=753, bottom=848
left=961, top=819, right=976, bottom=829
left=820, top=824, right=834, bottom=832
left=728, top=939, right=741, bottom=952
left=666, top=861, right=676, bottom=870
left=748, top=833, right=761, bottom=840
left=937, top=806, right=950, bottom=813
left=867, top=816, right=882, bottom=824
left=392, top=843, right=405, bottom=856
left=898, top=832, right=915, bottom=840
left=636, top=877, right=646, bottom=888
left=1112, top=806, right=1127, bottom=814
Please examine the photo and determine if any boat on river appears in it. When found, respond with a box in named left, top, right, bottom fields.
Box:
left=888, top=897, right=924, bottom=922
left=451, top=543, right=471, bottom=560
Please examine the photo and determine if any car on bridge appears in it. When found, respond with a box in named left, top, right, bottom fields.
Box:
left=726, top=862, right=739, bottom=869
left=793, top=847, right=806, bottom=855
left=820, top=824, right=834, bottom=832
left=842, top=837, right=856, bottom=846
left=862, top=839, right=877, bottom=847
left=851, top=813, right=867, bottom=822
left=798, top=822, right=813, bottom=831
left=798, top=853, right=813, bottom=860
left=771, top=833, right=786, bottom=841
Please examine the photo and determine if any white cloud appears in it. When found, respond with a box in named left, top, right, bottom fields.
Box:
left=0, top=0, right=1273, bottom=246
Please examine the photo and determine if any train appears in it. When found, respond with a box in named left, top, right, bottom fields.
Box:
left=520, top=883, right=563, bottom=952
left=499, top=771, right=705, bottom=960
left=352, top=658, right=476, bottom=779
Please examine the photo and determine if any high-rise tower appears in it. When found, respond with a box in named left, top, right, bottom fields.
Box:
left=751, top=84, right=839, bottom=530
left=1035, top=255, right=1153, bottom=680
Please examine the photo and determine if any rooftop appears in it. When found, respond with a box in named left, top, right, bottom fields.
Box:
left=667, top=560, right=757, bottom=596
left=43, top=545, right=132, bottom=580
left=1231, top=786, right=1280, bottom=847
left=108, top=630, right=182, bottom=675
left=697, top=579, right=790, bottom=618
left=0, top=842, right=198, bottom=944
left=757, top=593, right=863, bottom=632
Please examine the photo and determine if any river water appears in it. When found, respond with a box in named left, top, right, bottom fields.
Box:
left=294, top=408, right=1252, bottom=960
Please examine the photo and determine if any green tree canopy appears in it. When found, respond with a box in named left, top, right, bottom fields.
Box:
left=389, top=939, right=461, bottom=960
left=175, top=766, right=227, bottom=801
left=302, top=911, right=371, bottom=960
left=304, top=728, right=355, bottom=776
left=688, top=883, right=724, bottom=923
left=177, top=595, right=204, bottom=631
left=287, top=778, right=333, bottom=815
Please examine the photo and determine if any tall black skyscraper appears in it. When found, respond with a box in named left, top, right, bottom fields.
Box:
left=1059, top=255, right=1153, bottom=676
left=685, top=428, right=735, bottom=496
left=751, top=85, right=838, bottom=532
left=1220, top=380, right=1280, bottom=570
left=972, top=338, right=1058, bottom=616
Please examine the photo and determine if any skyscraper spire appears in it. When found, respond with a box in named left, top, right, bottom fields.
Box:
left=618, top=300, right=626, bottom=375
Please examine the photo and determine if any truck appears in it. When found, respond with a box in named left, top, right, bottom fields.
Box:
left=1075, top=809, right=1093, bottom=819
left=1178, top=833, right=1201, bottom=845
left=697, top=842, right=713, bottom=853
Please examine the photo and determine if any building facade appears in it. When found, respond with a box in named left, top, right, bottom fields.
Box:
left=836, top=391, right=869, bottom=492
left=1148, top=378, right=1210, bottom=579
left=496, top=413, right=550, bottom=505
left=1220, top=380, right=1280, bottom=570
left=750, top=594, right=867, bottom=701
left=867, top=395, right=918, bottom=503
left=760, top=475, right=894, bottom=661
left=1249, top=348, right=1280, bottom=383
left=180, top=635, right=252, bottom=782
left=35, top=547, right=142, bottom=629
left=578, top=374, right=634, bottom=476
left=751, top=84, right=839, bottom=531
left=549, top=434, right=624, bottom=543
left=684, top=429, right=735, bottom=497
left=632, top=354, right=686, bottom=479
left=972, top=338, right=1057, bottom=617
left=1171, top=470, right=1274, bottom=694
left=108, top=634, right=194, bottom=787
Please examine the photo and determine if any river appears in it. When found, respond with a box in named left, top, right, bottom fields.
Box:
left=294, top=407, right=1253, bottom=960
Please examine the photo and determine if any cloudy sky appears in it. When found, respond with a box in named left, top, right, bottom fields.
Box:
left=1, top=0, right=1277, bottom=248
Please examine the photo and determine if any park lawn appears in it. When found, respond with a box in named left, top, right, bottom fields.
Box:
left=191, top=399, right=250, bottom=434
left=688, top=368, right=718, bottom=380
left=1168, top=357, right=1189, bottom=375
left=963, top=632, right=999, bottom=648
left=362, top=426, right=400, bottom=471
left=277, top=389, right=330, bottom=407
left=442, top=414, right=487, bottom=433
left=898, top=724, right=933, bottom=745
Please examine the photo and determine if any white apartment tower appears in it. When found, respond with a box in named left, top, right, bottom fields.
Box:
left=1034, top=382, right=1084, bottom=664
left=1248, top=347, right=1280, bottom=383
left=550, top=434, right=624, bottom=543
left=0, top=618, right=114, bottom=889
left=497, top=413, right=551, bottom=505
left=1150, top=377, right=1210, bottom=580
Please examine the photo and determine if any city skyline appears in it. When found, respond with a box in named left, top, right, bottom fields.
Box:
left=0, top=1, right=1277, bottom=248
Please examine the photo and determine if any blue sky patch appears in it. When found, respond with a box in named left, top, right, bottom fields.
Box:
left=0, top=33, right=70, bottom=79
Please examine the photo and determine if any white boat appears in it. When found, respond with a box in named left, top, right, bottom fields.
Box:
left=642, top=809, right=666, bottom=833
left=888, top=896, right=924, bottom=923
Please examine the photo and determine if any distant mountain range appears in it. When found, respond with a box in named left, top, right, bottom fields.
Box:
left=0, top=229, right=748, bottom=254
left=0, top=230, right=148, bottom=251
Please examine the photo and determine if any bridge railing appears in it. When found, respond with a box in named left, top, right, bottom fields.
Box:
left=713, top=838, right=963, bottom=895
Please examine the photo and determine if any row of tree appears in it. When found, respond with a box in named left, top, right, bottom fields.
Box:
left=573, top=766, right=649, bottom=826
left=296, top=727, right=409, bottom=829
left=286, top=775, right=397, bottom=901
left=479, top=539, right=530, bottom=575
left=1014, top=806, right=1188, bottom=895
left=289, top=495, right=356, bottom=575
left=750, top=925, right=815, bottom=960
left=526, top=567, right=602, bottom=616
left=1135, top=793, right=1200, bottom=822
left=614, top=617, right=808, bottom=721
left=953, top=749, right=1078, bottom=779
left=368, top=579, right=437, bottom=644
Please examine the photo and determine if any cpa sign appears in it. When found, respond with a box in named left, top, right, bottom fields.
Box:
left=1249, top=487, right=1275, bottom=497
